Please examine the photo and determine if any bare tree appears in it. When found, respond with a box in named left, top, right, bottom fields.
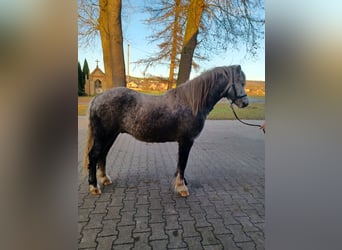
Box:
left=177, top=0, right=205, bottom=85
left=177, top=0, right=265, bottom=85
left=135, top=0, right=186, bottom=89
left=78, top=0, right=126, bottom=88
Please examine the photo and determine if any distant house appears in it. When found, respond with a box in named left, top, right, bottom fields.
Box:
left=84, top=65, right=108, bottom=95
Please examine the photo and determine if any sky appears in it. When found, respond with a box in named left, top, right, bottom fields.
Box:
left=78, top=1, right=265, bottom=81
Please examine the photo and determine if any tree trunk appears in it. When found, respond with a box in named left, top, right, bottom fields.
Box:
left=176, top=0, right=204, bottom=86
left=168, top=0, right=181, bottom=89
left=107, top=0, right=126, bottom=87
left=98, top=0, right=113, bottom=90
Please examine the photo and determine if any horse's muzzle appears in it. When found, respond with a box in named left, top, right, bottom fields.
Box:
left=241, top=98, right=249, bottom=108
left=235, top=97, right=249, bottom=108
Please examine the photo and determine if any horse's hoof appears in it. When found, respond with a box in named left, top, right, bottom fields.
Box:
left=89, top=185, right=101, bottom=195
left=178, top=190, right=189, bottom=197
left=99, top=175, right=112, bottom=186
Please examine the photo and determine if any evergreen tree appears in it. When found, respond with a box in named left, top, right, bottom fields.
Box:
left=83, top=58, right=90, bottom=80
left=82, top=59, right=90, bottom=95
left=78, top=61, right=85, bottom=96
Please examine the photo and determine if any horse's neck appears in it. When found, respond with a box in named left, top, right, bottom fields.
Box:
left=202, top=80, right=227, bottom=115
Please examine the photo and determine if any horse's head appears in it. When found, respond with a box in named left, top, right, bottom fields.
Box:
left=226, top=65, right=249, bottom=108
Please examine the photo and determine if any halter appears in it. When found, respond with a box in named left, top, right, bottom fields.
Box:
left=226, top=81, right=247, bottom=105
left=225, top=82, right=265, bottom=134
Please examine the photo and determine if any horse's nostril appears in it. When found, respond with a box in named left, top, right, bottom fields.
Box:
left=242, top=101, right=249, bottom=108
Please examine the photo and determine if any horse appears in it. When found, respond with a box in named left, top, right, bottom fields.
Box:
left=84, top=65, right=249, bottom=196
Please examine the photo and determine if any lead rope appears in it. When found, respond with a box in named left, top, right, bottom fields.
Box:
left=230, top=103, right=265, bottom=134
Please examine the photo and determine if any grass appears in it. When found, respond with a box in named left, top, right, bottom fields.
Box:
left=78, top=96, right=264, bottom=120
left=207, top=103, right=264, bottom=120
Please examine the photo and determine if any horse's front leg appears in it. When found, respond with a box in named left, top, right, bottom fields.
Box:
left=174, top=139, right=194, bottom=197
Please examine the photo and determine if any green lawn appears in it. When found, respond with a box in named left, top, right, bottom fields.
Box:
left=78, top=96, right=264, bottom=120
left=207, top=103, right=264, bottom=120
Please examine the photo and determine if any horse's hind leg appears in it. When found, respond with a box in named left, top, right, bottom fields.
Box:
left=88, top=138, right=105, bottom=195
left=97, top=133, right=119, bottom=186
left=174, top=139, right=194, bottom=197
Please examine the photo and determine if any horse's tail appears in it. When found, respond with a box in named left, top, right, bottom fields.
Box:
left=83, top=98, right=95, bottom=174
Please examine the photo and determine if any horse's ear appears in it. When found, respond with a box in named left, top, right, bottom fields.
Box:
left=236, top=65, right=241, bottom=73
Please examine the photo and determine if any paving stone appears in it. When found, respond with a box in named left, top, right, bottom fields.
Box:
left=180, top=220, right=200, bottom=237
left=79, top=208, right=92, bottom=222
left=235, top=216, right=261, bottom=232
left=135, top=204, right=149, bottom=217
left=149, top=223, right=168, bottom=240
left=243, top=209, right=264, bottom=223
left=192, top=213, right=212, bottom=228
left=163, top=202, right=178, bottom=216
left=109, top=195, right=124, bottom=207
left=246, top=231, right=264, bottom=250
left=165, top=214, right=181, bottom=230
left=175, top=197, right=189, bottom=208
left=78, top=222, right=87, bottom=241
left=112, top=243, right=133, bottom=250
left=198, top=196, right=214, bottom=208
left=104, top=206, right=121, bottom=220
left=203, top=244, right=224, bottom=250
left=166, top=229, right=187, bottom=249
left=207, top=218, right=231, bottom=235
left=149, top=239, right=168, bottom=249
left=149, top=189, right=160, bottom=199
left=197, top=227, right=220, bottom=246
left=98, top=219, right=119, bottom=237
left=136, top=195, right=149, bottom=205
left=229, top=224, right=252, bottom=243
left=78, top=120, right=265, bottom=250
left=177, top=207, right=192, bottom=221
left=132, top=232, right=151, bottom=250
left=236, top=241, right=256, bottom=250
left=91, top=202, right=108, bottom=214
left=114, top=225, right=134, bottom=245
left=79, top=229, right=101, bottom=249
left=96, top=193, right=111, bottom=202
left=149, top=198, right=162, bottom=210
left=188, top=201, right=205, bottom=214
left=134, top=216, right=150, bottom=233
left=85, top=213, right=105, bottom=229
left=216, top=234, right=239, bottom=249
left=121, top=200, right=136, bottom=212
left=124, top=190, right=137, bottom=201
left=149, top=209, right=164, bottom=224
left=203, top=206, right=220, bottom=219
left=184, top=236, right=203, bottom=249
left=218, top=210, right=240, bottom=225
left=118, top=210, right=136, bottom=226
left=82, top=197, right=98, bottom=209
left=96, top=236, right=116, bottom=249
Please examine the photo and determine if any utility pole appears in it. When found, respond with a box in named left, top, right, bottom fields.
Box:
left=127, top=43, right=130, bottom=83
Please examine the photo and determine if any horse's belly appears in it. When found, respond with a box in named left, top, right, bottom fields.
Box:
left=129, top=124, right=178, bottom=142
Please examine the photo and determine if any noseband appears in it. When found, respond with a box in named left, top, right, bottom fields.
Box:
left=226, top=82, right=247, bottom=105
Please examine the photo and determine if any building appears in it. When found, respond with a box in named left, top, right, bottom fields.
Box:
left=84, top=65, right=108, bottom=96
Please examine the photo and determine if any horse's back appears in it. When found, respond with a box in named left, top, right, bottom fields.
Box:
left=89, top=87, right=205, bottom=142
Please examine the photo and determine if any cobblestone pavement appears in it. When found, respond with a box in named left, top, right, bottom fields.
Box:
left=78, top=117, right=265, bottom=249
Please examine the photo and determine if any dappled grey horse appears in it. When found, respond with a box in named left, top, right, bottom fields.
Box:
left=84, top=65, right=249, bottom=196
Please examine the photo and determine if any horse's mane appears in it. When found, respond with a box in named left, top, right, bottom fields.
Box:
left=175, top=66, right=233, bottom=115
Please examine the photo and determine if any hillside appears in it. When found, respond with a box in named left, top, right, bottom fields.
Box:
left=127, top=76, right=265, bottom=96
left=245, top=80, right=265, bottom=96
